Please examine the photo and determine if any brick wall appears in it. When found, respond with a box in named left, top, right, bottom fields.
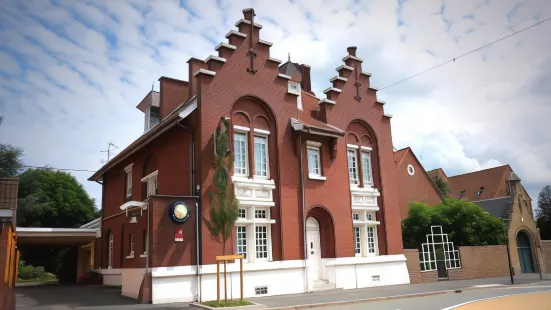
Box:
left=406, top=245, right=510, bottom=283
left=0, top=281, right=15, bottom=310
left=542, top=241, right=551, bottom=274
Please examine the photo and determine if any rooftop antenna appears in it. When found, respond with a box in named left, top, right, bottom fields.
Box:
left=101, top=142, right=118, bottom=163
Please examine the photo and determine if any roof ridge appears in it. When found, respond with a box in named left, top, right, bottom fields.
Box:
left=448, top=164, right=509, bottom=179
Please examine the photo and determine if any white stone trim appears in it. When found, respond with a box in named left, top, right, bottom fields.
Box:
left=347, top=144, right=359, bottom=149
left=361, top=71, right=372, bottom=77
left=325, top=254, right=406, bottom=266
left=383, top=113, right=393, bottom=118
left=278, top=73, right=291, bottom=80
left=225, top=30, right=247, bottom=38
left=205, top=55, right=226, bottom=63
left=259, top=39, right=273, bottom=46
left=330, top=76, right=348, bottom=82
left=234, top=19, right=263, bottom=28
left=318, top=98, right=336, bottom=105
left=336, top=64, right=354, bottom=71
left=376, top=99, right=386, bottom=105
left=360, top=146, right=372, bottom=151
left=215, top=42, right=236, bottom=50
left=308, top=175, right=326, bottom=181
left=306, top=140, right=322, bottom=147
left=141, top=170, right=158, bottom=182
left=193, top=68, right=216, bottom=77
left=342, top=55, right=364, bottom=62
left=369, top=86, right=379, bottom=91
left=268, top=57, right=282, bottom=64
left=323, top=87, right=342, bottom=94
left=124, top=163, right=133, bottom=173
left=253, top=128, right=270, bottom=135
left=233, top=125, right=250, bottom=132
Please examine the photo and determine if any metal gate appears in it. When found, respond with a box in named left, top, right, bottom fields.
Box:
left=419, top=226, right=461, bottom=280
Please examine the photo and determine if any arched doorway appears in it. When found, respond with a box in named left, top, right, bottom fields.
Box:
left=516, top=231, right=534, bottom=273
left=306, top=218, right=321, bottom=281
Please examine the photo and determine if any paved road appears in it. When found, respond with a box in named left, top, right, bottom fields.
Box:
left=453, top=291, right=551, bottom=310
left=321, top=283, right=551, bottom=310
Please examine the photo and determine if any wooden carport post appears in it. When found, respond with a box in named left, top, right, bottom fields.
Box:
left=215, top=254, right=244, bottom=302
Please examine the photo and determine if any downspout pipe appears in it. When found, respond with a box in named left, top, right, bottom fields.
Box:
left=298, top=132, right=309, bottom=293
left=196, top=202, right=201, bottom=302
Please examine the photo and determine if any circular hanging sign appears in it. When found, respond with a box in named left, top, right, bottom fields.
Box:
left=169, top=201, right=190, bottom=224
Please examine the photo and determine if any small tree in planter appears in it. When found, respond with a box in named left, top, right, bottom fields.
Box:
left=205, top=117, right=240, bottom=302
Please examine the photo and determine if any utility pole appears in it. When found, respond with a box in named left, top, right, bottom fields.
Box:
left=101, top=142, right=118, bottom=163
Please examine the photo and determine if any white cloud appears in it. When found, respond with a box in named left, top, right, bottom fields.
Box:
left=0, top=0, right=550, bottom=208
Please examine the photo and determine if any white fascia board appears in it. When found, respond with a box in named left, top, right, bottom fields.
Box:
left=259, top=39, right=273, bottom=46
left=178, top=98, right=197, bottom=119
left=234, top=19, right=263, bottom=28
left=278, top=73, right=291, bottom=80
left=193, top=68, right=216, bottom=77
left=323, top=87, right=342, bottom=94
left=215, top=42, right=236, bottom=50
left=330, top=76, right=348, bottom=82
left=318, top=98, right=336, bottom=105
left=205, top=55, right=226, bottom=63
left=342, top=55, right=364, bottom=62
left=336, top=64, right=354, bottom=71
left=225, top=30, right=247, bottom=38
left=268, top=57, right=282, bottom=64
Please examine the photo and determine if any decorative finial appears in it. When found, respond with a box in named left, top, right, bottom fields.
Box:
left=152, top=81, right=154, bottom=91
left=288, top=52, right=291, bottom=62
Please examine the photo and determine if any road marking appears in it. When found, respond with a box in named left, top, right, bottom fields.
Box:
left=440, top=290, right=551, bottom=310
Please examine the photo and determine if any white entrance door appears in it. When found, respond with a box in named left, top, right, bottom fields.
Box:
left=306, top=217, right=321, bottom=281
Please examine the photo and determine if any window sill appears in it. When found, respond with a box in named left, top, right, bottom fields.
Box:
left=140, top=254, right=147, bottom=258
left=126, top=253, right=134, bottom=259
left=308, top=175, right=326, bottom=181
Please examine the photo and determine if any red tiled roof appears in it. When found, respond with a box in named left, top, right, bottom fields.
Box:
left=295, top=91, right=344, bottom=136
left=448, top=165, right=511, bottom=201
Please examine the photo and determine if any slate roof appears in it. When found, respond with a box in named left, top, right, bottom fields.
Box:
left=473, top=196, right=512, bottom=220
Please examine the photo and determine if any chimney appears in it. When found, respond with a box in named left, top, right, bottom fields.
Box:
left=347, top=46, right=357, bottom=56
left=299, top=64, right=312, bottom=93
left=243, top=8, right=255, bottom=21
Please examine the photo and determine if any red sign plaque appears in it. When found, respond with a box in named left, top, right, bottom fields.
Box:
left=175, top=228, right=184, bottom=242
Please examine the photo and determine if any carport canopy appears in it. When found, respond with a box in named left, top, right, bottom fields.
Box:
left=16, top=227, right=98, bottom=246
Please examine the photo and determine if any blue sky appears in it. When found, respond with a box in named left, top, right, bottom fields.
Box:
left=0, top=0, right=550, bottom=209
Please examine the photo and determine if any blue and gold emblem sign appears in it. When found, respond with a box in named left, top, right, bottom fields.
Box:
left=169, top=201, right=190, bottom=224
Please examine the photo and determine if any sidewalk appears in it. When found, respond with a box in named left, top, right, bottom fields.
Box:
left=249, top=274, right=551, bottom=309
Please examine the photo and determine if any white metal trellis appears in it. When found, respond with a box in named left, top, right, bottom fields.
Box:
left=419, top=226, right=461, bottom=271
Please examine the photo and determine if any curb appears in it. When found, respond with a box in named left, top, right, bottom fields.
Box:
left=266, top=289, right=454, bottom=310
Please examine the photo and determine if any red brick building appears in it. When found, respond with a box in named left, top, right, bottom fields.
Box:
left=89, top=8, right=410, bottom=304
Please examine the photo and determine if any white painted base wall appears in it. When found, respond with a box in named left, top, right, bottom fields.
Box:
left=121, top=268, right=146, bottom=299
left=117, top=255, right=409, bottom=304
left=101, top=269, right=122, bottom=286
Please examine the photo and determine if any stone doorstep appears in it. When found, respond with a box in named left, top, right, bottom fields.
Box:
left=191, top=301, right=266, bottom=310
left=264, top=284, right=538, bottom=310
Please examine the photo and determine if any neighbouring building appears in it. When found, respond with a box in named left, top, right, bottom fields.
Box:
left=427, top=165, right=544, bottom=276
left=0, top=178, right=19, bottom=310
left=393, top=147, right=443, bottom=219
left=88, top=8, right=410, bottom=304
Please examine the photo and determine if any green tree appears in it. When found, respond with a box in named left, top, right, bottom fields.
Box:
left=402, top=198, right=506, bottom=249
left=434, top=176, right=450, bottom=197
left=0, top=144, right=24, bottom=177
left=204, top=118, right=239, bottom=302
left=536, top=185, right=551, bottom=240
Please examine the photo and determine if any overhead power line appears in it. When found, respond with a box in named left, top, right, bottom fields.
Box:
left=378, top=16, right=551, bottom=91
left=23, top=165, right=96, bottom=173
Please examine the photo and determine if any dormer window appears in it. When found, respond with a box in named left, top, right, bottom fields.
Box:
left=144, top=106, right=160, bottom=132
left=476, top=186, right=485, bottom=196
left=457, top=189, right=465, bottom=200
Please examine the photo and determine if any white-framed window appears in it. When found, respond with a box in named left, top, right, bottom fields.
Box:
left=367, top=227, right=376, bottom=254
left=125, top=164, right=133, bottom=198
left=347, top=149, right=359, bottom=185
left=354, top=226, right=362, bottom=256
left=255, top=226, right=268, bottom=259
left=127, top=234, right=135, bottom=258
left=108, top=232, right=114, bottom=269
left=142, top=171, right=158, bottom=198
left=238, top=208, right=246, bottom=219
left=254, top=135, right=268, bottom=178
left=234, top=132, right=248, bottom=176
left=236, top=226, right=247, bottom=259
left=255, top=209, right=267, bottom=219
left=366, top=213, right=374, bottom=221
left=361, top=151, right=373, bottom=186
left=352, top=213, right=360, bottom=220
left=307, top=148, right=321, bottom=177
